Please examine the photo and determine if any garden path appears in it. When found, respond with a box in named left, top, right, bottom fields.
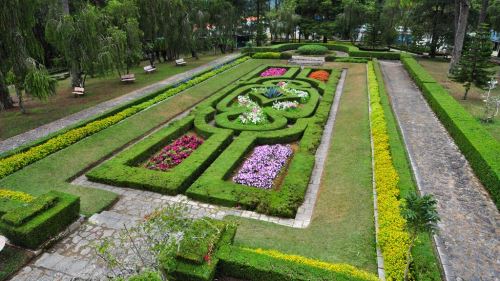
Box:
left=379, top=60, right=500, bottom=281
left=0, top=53, right=241, bottom=155
left=10, top=70, right=348, bottom=280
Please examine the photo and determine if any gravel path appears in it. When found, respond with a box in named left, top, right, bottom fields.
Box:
left=379, top=60, right=499, bottom=281
left=0, top=53, right=241, bottom=155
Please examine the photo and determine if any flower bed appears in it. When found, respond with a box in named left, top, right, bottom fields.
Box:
left=236, top=95, right=267, bottom=125
left=260, top=67, right=287, bottom=77
left=233, top=144, right=293, bottom=189
left=309, top=70, right=330, bottom=82
left=272, top=101, right=299, bottom=111
left=145, top=135, right=204, bottom=171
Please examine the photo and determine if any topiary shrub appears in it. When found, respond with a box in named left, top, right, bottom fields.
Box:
left=296, top=45, right=329, bottom=55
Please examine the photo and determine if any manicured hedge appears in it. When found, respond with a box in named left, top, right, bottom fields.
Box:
left=368, top=62, right=410, bottom=280
left=217, top=246, right=379, bottom=281
left=0, top=191, right=80, bottom=249
left=297, top=45, right=329, bottom=55
left=350, top=51, right=400, bottom=60
left=0, top=56, right=251, bottom=180
left=252, top=52, right=281, bottom=59
left=401, top=56, right=500, bottom=209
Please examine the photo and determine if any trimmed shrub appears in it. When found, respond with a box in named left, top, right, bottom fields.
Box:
left=349, top=51, right=400, bottom=60
left=401, top=56, right=500, bottom=209
left=0, top=191, right=80, bottom=249
left=1, top=194, right=57, bottom=226
left=252, top=52, right=281, bottom=59
left=297, top=45, right=329, bottom=55
left=367, top=62, right=410, bottom=280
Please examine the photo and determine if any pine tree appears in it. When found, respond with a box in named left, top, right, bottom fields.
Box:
left=452, top=23, right=494, bottom=100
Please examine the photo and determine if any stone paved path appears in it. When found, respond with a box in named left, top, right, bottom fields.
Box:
left=0, top=53, right=241, bottom=154
left=10, top=70, right=347, bottom=281
left=379, top=60, right=500, bottom=281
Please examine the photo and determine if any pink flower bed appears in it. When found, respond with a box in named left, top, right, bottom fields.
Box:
left=145, top=135, right=203, bottom=171
left=260, top=67, right=287, bottom=77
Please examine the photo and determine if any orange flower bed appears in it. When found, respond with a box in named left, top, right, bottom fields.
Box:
left=308, top=70, right=330, bottom=82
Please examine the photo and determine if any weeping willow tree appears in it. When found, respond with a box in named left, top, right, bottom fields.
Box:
left=0, top=0, right=57, bottom=113
left=46, top=3, right=111, bottom=88
left=103, top=0, right=143, bottom=76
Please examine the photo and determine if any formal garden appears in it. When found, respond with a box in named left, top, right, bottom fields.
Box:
left=1, top=1, right=500, bottom=281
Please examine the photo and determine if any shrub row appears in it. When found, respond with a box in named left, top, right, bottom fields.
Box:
left=0, top=56, right=251, bottom=180
left=251, top=52, right=281, bottom=59
left=367, top=61, right=410, bottom=280
left=326, top=56, right=370, bottom=63
left=297, top=45, right=329, bottom=55
left=86, top=117, right=234, bottom=195
left=0, top=191, right=80, bottom=249
left=0, top=189, right=34, bottom=203
left=217, top=246, right=379, bottom=281
left=401, top=56, right=500, bottom=209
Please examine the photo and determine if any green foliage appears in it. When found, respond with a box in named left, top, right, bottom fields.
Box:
left=0, top=191, right=80, bottom=249
left=252, top=52, right=281, bottom=59
left=402, top=56, right=500, bottom=210
left=401, top=193, right=440, bottom=238
left=297, top=45, right=329, bottom=55
left=452, top=24, right=494, bottom=99
left=23, top=67, right=57, bottom=101
left=176, top=219, right=225, bottom=264
left=1, top=194, right=57, bottom=226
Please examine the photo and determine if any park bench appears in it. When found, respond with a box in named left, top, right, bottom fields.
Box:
left=288, top=55, right=325, bottom=66
left=144, top=65, right=157, bottom=74
left=175, top=58, right=187, bottom=66
left=72, top=87, right=85, bottom=97
left=120, top=73, right=136, bottom=83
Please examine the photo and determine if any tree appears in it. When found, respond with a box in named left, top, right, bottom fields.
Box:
left=104, top=0, right=143, bottom=76
left=449, top=0, right=471, bottom=73
left=1, top=0, right=57, bottom=113
left=46, top=4, right=111, bottom=88
left=400, top=192, right=440, bottom=281
left=452, top=23, right=494, bottom=99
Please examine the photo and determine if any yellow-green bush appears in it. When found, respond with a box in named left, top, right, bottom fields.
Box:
left=0, top=189, right=34, bottom=203
left=368, top=61, right=410, bottom=280
left=0, top=56, right=250, bottom=180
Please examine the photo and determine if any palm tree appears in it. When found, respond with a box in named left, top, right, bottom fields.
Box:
left=400, top=192, right=440, bottom=281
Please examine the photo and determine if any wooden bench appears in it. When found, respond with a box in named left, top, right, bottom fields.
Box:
left=72, top=87, right=85, bottom=97
left=120, top=73, right=136, bottom=83
left=175, top=58, right=187, bottom=66
left=144, top=65, right=156, bottom=74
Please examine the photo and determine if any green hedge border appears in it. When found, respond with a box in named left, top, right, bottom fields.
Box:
left=0, top=191, right=80, bottom=249
left=401, top=55, right=500, bottom=209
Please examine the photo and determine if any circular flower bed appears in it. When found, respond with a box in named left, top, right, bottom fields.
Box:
left=309, top=70, right=330, bottom=82
left=145, top=135, right=204, bottom=171
left=260, top=67, right=287, bottom=77
left=297, top=45, right=329, bottom=55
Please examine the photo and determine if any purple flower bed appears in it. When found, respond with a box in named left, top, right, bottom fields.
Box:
left=260, top=67, right=287, bottom=77
left=233, top=144, right=293, bottom=189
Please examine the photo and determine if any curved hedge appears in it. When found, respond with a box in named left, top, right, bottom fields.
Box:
left=401, top=55, right=500, bottom=209
left=297, top=45, right=329, bottom=55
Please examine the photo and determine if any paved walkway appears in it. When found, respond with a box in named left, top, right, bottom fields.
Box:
left=10, top=70, right=347, bottom=281
left=379, top=60, right=500, bottom=281
left=0, top=53, right=241, bottom=154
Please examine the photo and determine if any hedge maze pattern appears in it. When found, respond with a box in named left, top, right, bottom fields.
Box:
left=87, top=65, right=341, bottom=218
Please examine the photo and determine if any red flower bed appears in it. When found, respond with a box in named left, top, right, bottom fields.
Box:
left=308, top=70, right=330, bottom=82
left=145, top=135, right=203, bottom=171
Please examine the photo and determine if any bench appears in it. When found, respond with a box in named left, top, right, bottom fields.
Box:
left=72, top=87, right=85, bottom=97
left=120, top=73, right=136, bottom=83
left=288, top=55, right=325, bottom=66
left=175, top=58, right=187, bottom=66
left=144, top=65, right=156, bottom=74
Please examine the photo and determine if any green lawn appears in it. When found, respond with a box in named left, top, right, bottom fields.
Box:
left=0, top=53, right=225, bottom=140
left=0, top=59, right=270, bottom=216
left=374, top=61, right=442, bottom=280
left=227, top=63, right=378, bottom=273
left=416, top=58, right=500, bottom=141
left=0, top=246, right=31, bottom=280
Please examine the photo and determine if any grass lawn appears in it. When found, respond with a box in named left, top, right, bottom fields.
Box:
left=226, top=63, right=378, bottom=273
left=416, top=58, right=500, bottom=140
left=0, top=53, right=225, bottom=140
left=0, top=59, right=274, bottom=216
left=0, top=246, right=31, bottom=280
left=374, top=61, right=442, bottom=280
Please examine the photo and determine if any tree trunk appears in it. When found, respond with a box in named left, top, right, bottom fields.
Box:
left=70, top=62, right=82, bottom=87
left=60, top=0, right=69, bottom=14
left=463, top=82, right=471, bottom=100
left=429, top=5, right=441, bottom=58
left=449, top=0, right=470, bottom=73
left=15, top=85, right=26, bottom=114
left=0, top=70, right=14, bottom=110
left=478, top=0, right=489, bottom=25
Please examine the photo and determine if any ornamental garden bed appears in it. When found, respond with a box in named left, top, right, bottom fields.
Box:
left=88, top=64, right=341, bottom=218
